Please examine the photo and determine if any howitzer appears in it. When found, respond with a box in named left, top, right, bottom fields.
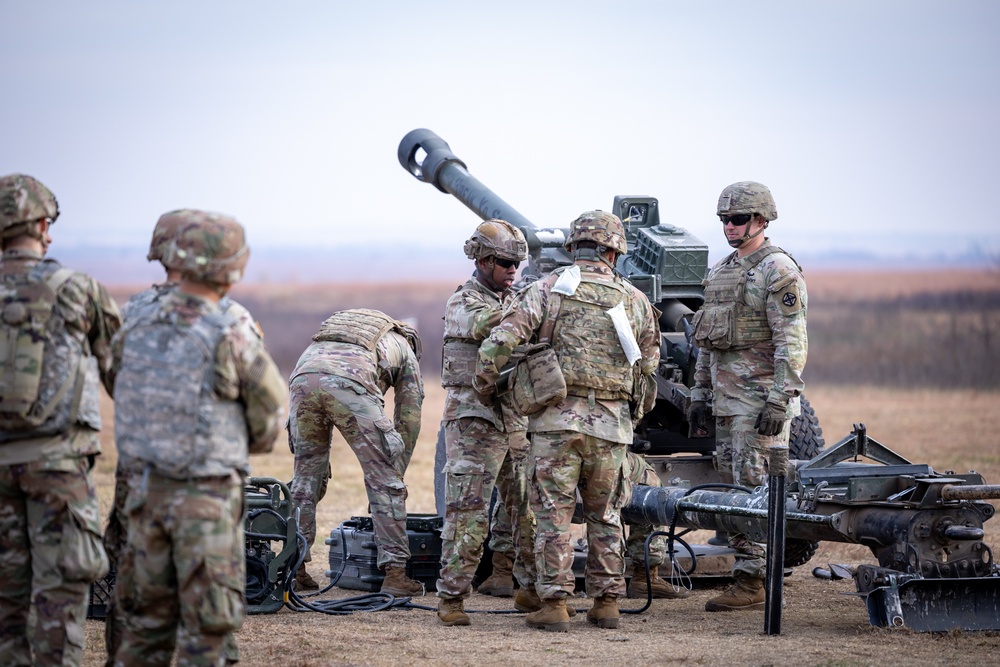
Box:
left=624, top=425, right=1000, bottom=632
left=398, top=128, right=826, bottom=570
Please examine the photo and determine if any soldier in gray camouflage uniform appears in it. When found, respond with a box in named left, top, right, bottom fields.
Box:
left=476, top=211, right=660, bottom=632
left=103, top=210, right=262, bottom=665
left=288, top=309, right=425, bottom=597
left=111, top=212, right=286, bottom=665
left=0, top=174, right=120, bottom=666
left=436, top=220, right=538, bottom=626
left=687, top=181, right=807, bottom=611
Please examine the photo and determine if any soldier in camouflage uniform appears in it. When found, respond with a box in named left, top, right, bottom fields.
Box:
left=111, top=213, right=286, bottom=665
left=0, top=174, right=120, bottom=666
left=103, top=210, right=262, bottom=665
left=687, top=181, right=807, bottom=611
left=288, top=308, right=425, bottom=597
left=475, top=211, right=660, bottom=632
left=436, top=220, right=538, bottom=626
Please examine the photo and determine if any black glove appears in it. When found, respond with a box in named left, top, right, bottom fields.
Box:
left=754, top=401, right=788, bottom=437
left=687, top=400, right=712, bottom=434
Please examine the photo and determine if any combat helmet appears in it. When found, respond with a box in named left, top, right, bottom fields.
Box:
left=165, top=211, right=250, bottom=286
left=0, top=174, right=59, bottom=241
left=147, top=209, right=194, bottom=265
left=564, top=210, right=627, bottom=256
left=464, top=219, right=528, bottom=263
left=717, top=181, right=778, bottom=222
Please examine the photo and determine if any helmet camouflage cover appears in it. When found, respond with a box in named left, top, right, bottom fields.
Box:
left=717, top=181, right=778, bottom=222
left=564, top=210, right=627, bottom=255
left=0, top=174, right=59, bottom=239
left=165, top=210, right=250, bottom=285
left=148, top=209, right=193, bottom=264
left=464, top=218, right=528, bottom=263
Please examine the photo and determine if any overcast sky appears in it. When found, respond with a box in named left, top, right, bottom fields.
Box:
left=2, top=1, right=997, bottom=280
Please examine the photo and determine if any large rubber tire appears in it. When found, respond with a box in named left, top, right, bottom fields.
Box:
left=784, top=395, right=825, bottom=568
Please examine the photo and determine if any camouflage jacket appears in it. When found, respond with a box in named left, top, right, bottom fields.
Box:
left=441, top=274, right=527, bottom=432
left=121, top=282, right=262, bottom=340
left=476, top=260, right=659, bottom=444
left=691, top=239, right=807, bottom=417
left=290, top=330, right=423, bottom=450
left=110, top=290, right=286, bottom=467
left=0, top=248, right=121, bottom=465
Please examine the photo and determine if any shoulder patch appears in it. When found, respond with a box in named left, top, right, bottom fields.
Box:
left=770, top=275, right=804, bottom=316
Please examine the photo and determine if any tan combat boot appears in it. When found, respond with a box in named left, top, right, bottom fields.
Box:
left=515, top=585, right=576, bottom=616
left=477, top=551, right=515, bottom=597
left=704, top=575, right=765, bottom=611
left=586, top=594, right=620, bottom=629
left=437, top=597, right=471, bottom=626
left=626, top=564, right=690, bottom=599
left=294, top=565, right=320, bottom=591
left=525, top=597, right=571, bottom=632
left=380, top=565, right=423, bottom=596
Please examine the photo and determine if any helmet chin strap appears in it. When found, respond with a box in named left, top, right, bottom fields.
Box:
left=728, top=219, right=768, bottom=249
left=476, top=258, right=505, bottom=293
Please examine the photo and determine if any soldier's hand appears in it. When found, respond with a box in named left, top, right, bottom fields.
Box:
left=754, top=401, right=788, bottom=437
left=475, top=388, right=495, bottom=406
left=687, top=400, right=712, bottom=436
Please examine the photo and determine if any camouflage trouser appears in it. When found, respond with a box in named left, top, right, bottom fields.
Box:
left=622, top=452, right=667, bottom=568
left=714, top=412, right=791, bottom=579
left=437, top=418, right=534, bottom=599
left=0, top=456, right=108, bottom=667
left=114, top=472, right=244, bottom=667
left=530, top=430, right=628, bottom=600
left=288, top=374, right=412, bottom=569
left=104, top=464, right=240, bottom=666
left=487, top=492, right=513, bottom=556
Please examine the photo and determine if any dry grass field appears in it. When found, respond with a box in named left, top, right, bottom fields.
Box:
left=81, top=270, right=1000, bottom=666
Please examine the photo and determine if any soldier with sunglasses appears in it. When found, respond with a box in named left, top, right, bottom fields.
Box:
left=687, top=181, right=808, bottom=611
left=436, top=219, right=539, bottom=626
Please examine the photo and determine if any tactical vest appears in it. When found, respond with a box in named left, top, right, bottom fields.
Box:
left=313, top=309, right=421, bottom=360
left=552, top=272, right=634, bottom=401
left=114, top=308, right=249, bottom=478
left=0, top=260, right=102, bottom=442
left=441, top=339, right=479, bottom=388
left=692, top=245, right=787, bottom=351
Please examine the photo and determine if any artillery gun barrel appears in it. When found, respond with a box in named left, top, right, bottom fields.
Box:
left=398, top=128, right=540, bottom=248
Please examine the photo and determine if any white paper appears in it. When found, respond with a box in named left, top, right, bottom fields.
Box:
left=551, top=265, right=581, bottom=296
left=607, top=302, right=642, bottom=366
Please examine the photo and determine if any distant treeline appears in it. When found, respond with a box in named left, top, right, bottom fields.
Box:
left=229, top=283, right=1000, bottom=391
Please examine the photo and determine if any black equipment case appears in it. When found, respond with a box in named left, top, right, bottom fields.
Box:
left=326, top=513, right=443, bottom=592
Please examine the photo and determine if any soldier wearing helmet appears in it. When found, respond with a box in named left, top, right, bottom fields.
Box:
left=287, top=308, right=425, bottom=599
left=475, top=211, right=660, bottom=632
left=436, top=219, right=538, bottom=626
left=110, top=211, right=286, bottom=665
left=0, top=174, right=121, bottom=665
left=102, top=209, right=263, bottom=665
left=687, top=181, right=808, bottom=612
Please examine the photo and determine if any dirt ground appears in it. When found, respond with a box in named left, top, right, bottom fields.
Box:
left=80, top=383, right=1000, bottom=667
